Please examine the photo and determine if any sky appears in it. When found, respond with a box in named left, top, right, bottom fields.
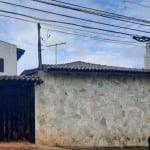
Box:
left=0, top=0, right=150, bottom=74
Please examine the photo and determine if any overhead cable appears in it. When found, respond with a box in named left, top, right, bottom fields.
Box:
left=32, top=0, right=150, bottom=26
left=43, top=24, right=129, bottom=39
left=0, top=9, right=135, bottom=36
left=42, top=27, right=144, bottom=47
left=0, top=13, right=37, bottom=23
left=0, top=13, right=144, bottom=46
left=125, top=0, right=150, bottom=9
left=0, top=1, right=150, bottom=34
left=0, top=13, right=131, bottom=40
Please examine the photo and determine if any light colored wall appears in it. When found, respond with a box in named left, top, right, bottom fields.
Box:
left=35, top=72, right=150, bottom=147
left=145, top=54, right=150, bottom=69
left=145, top=42, right=150, bottom=69
left=0, top=41, right=17, bottom=75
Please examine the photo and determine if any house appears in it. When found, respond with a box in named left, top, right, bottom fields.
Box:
left=1, top=40, right=150, bottom=149
left=22, top=61, right=150, bottom=148
left=0, top=40, right=24, bottom=75
left=0, top=41, right=41, bottom=143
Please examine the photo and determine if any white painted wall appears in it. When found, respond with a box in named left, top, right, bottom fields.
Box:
left=0, top=41, right=17, bottom=75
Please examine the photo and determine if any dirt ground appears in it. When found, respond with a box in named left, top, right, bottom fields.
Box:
left=62, top=146, right=148, bottom=150
left=0, top=142, right=67, bottom=150
left=0, top=143, right=148, bottom=150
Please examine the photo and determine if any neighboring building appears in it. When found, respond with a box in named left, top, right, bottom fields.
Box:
left=0, top=40, right=41, bottom=143
left=22, top=61, right=150, bottom=148
left=0, top=75, right=41, bottom=143
left=0, top=40, right=25, bottom=75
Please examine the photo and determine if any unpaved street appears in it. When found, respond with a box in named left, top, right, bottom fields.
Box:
left=0, top=142, right=68, bottom=150
left=0, top=143, right=148, bottom=150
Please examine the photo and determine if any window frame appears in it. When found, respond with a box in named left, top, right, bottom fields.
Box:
left=0, top=58, right=4, bottom=72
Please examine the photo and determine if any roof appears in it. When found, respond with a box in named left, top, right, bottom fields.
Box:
left=17, top=48, right=25, bottom=60
left=0, top=75, right=42, bottom=84
left=22, top=61, right=150, bottom=76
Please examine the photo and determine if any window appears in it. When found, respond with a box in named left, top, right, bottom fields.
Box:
left=0, top=58, right=4, bottom=72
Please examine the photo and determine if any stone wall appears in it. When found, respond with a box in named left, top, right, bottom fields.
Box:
left=35, top=71, right=150, bottom=147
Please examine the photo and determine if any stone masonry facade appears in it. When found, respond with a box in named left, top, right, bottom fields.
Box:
left=35, top=71, right=150, bottom=147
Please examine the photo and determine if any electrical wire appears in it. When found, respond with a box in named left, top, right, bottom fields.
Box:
left=36, top=0, right=148, bottom=21
left=0, top=8, right=147, bottom=44
left=32, top=0, right=150, bottom=26
left=0, top=1, right=150, bottom=34
left=125, top=0, right=150, bottom=9
left=0, top=13, right=37, bottom=23
left=0, top=13, right=132, bottom=41
left=0, top=13, right=145, bottom=57
left=0, top=9, right=136, bottom=37
left=42, top=27, right=145, bottom=47
left=43, top=24, right=129, bottom=39
left=0, top=1, right=145, bottom=62
left=47, top=0, right=149, bottom=23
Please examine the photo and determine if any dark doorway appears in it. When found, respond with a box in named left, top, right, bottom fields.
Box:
left=0, top=82, right=35, bottom=143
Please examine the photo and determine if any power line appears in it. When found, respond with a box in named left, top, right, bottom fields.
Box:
left=0, top=12, right=132, bottom=41
left=64, top=51, right=145, bottom=58
left=0, top=9, right=46, bottom=21
left=0, top=9, right=136, bottom=36
left=42, top=27, right=144, bottom=47
left=47, top=0, right=149, bottom=23
left=34, top=0, right=148, bottom=22
left=1, top=8, right=150, bottom=43
left=0, top=1, right=150, bottom=34
left=43, top=24, right=129, bottom=39
left=32, top=0, right=150, bottom=27
left=0, top=13, right=127, bottom=39
left=0, top=12, right=131, bottom=42
left=0, top=13, right=37, bottom=23
left=0, top=13, right=131, bottom=41
left=125, top=0, right=150, bottom=9
left=1, top=9, right=150, bottom=43
left=0, top=13, right=140, bottom=45
left=1, top=13, right=140, bottom=46
left=2, top=9, right=150, bottom=43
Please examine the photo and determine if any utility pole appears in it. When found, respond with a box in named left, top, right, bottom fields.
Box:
left=37, top=23, right=42, bottom=69
left=47, top=42, right=66, bottom=64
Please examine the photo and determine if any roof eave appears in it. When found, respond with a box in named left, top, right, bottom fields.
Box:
left=45, top=68, right=150, bottom=76
left=17, top=48, right=25, bottom=61
left=0, top=75, right=43, bottom=85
